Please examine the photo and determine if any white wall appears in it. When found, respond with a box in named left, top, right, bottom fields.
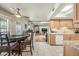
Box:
left=0, top=9, right=29, bottom=35
left=9, top=17, right=29, bottom=35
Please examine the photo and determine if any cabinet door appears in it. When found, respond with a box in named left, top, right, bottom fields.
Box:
left=76, top=4, right=79, bottom=19
left=53, top=20, right=60, bottom=28
left=60, top=20, right=73, bottom=28
left=74, top=24, right=79, bottom=28
left=73, top=3, right=79, bottom=20
left=71, top=34, right=79, bottom=40
left=49, top=20, right=60, bottom=29
left=50, top=34, right=56, bottom=45
left=48, top=34, right=50, bottom=44
left=50, top=21, right=54, bottom=28
left=64, top=34, right=71, bottom=40
left=64, top=46, right=79, bottom=56
left=73, top=4, right=79, bottom=28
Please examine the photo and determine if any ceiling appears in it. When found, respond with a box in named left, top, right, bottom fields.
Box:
left=0, top=3, right=73, bottom=26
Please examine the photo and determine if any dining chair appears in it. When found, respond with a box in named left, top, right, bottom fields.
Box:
left=0, top=33, right=18, bottom=56
left=11, top=34, right=29, bottom=56
left=21, top=31, right=34, bottom=55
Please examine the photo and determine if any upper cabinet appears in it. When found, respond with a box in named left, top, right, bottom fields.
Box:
left=53, top=20, right=60, bottom=28
left=73, top=3, right=79, bottom=20
left=49, top=19, right=60, bottom=29
left=76, top=4, right=79, bottom=19
left=49, top=21, right=54, bottom=28
left=60, top=19, right=73, bottom=28
left=73, top=3, right=79, bottom=28
left=49, top=19, right=73, bottom=29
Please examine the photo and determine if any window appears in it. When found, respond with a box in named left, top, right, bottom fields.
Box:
left=0, top=15, right=8, bottom=34
left=16, top=22, right=22, bottom=35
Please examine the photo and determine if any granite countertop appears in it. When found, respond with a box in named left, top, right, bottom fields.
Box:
left=48, top=33, right=79, bottom=35
left=48, top=33, right=74, bottom=34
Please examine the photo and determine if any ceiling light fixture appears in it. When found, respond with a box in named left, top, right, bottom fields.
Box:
left=15, top=14, right=21, bottom=18
left=15, top=8, right=21, bottom=18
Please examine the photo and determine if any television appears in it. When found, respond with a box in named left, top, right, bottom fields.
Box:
left=42, top=28, right=47, bottom=32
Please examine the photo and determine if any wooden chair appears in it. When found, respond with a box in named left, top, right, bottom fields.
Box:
left=0, top=33, right=18, bottom=56
left=11, top=35, right=29, bottom=56
left=31, top=32, right=34, bottom=50
left=21, top=31, right=34, bottom=55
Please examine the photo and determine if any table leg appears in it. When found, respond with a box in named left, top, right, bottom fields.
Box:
left=18, top=41, right=22, bottom=56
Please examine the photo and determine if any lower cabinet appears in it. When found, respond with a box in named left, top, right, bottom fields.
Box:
left=63, top=34, right=71, bottom=40
left=48, top=34, right=63, bottom=45
left=50, top=34, right=56, bottom=45
left=48, top=34, right=56, bottom=45
left=64, top=34, right=79, bottom=40
left=64, top=45, right=79, bottom=56
left=71, top=34, right=79, bottom=40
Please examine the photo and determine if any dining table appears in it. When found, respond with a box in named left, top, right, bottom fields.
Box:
left=8, top=35, right=29, bottom=55
left=0, top=34, right=29, bottom=56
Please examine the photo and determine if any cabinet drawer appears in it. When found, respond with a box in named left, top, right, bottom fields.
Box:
left=71, top=35, right=79, bottom=40
left=64, top=34, right=71, bottom=40
left=50, top=34, right=56, bottom=45
left=50, top=38, right=56, bottom=45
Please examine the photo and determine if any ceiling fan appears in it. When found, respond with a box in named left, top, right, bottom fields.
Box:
left=15, top=8, right=29, bottom=18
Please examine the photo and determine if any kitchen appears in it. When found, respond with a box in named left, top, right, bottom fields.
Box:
left=47, top=3, right=79, bottom=55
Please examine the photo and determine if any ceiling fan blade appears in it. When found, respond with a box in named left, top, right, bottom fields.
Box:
left=22, top=16, right=29, bottom=18
left=17, top=8, right=20, bottom=11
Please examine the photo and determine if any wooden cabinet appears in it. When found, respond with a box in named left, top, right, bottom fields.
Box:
left=64, top=34, right=79, bottom=40
left=49, top=20, right=60, bottom=29
left=71, top=34, right=79, bottom=40
left=50, top=21, right=54, bottom=28
left=50, top=34, right=56, bottom=45
left=53, top=20, right=60, bottom=28
left=64, top=45, right=79, bottom=56
left=73, top=3, right=79, bottom=20
left=63, top=34, right=71, bottom=40
left=48, top=34, right=56, bottom=45
left=76, top=4, right=79, bottom=19
left=73, top=3, right=79, bottom=28
left=60, top=20, right=73, bottom=28
left=49, top=19, right=73, bottom=29
left=74, top=23, right=79, bottom=28
left=47, top=34, right=50, bottom=44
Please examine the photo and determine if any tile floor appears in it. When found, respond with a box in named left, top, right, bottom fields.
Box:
left=22, top=42, right=64, bottom=56
left=1, top=34, right=64, bottom=56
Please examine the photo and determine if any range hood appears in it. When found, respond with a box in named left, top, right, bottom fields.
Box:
left=74, top=20, right=79, bottom=24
